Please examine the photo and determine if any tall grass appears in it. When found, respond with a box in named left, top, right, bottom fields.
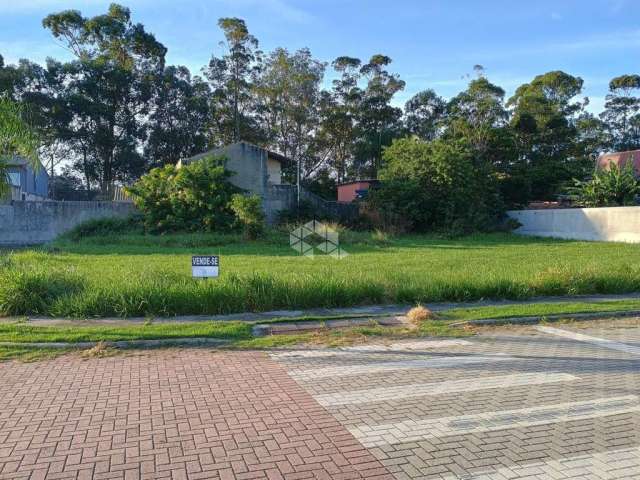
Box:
left=2, top=232, right=640, bottom=317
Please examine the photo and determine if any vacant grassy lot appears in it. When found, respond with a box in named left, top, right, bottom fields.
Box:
left=1, top=232, right=640, bottom=318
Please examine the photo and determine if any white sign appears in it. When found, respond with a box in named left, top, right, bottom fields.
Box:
left=192, top=255, right=219, bottom=278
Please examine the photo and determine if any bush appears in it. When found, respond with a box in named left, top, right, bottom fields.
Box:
left=276, top=200, right=321, bottom=225
left=126, top=155, right=241, bottom=233
left=63, top=215, right=144, bottom=241
left=369, top=137, right=503, bottom=234
left=230, top=194, right=265, bottom=240
left=568, top=162, right=640, bottom=207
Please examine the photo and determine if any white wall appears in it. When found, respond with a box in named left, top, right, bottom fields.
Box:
left=508, top=207, right=640, bottom=243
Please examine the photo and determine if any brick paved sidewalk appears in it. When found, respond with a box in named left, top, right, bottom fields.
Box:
left=0, top=350, right=393, bottom=480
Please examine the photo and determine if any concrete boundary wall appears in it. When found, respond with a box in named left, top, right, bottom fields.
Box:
left=508, top=206, right=640, bottom=243
left=0, top=201, right=136, bottom=246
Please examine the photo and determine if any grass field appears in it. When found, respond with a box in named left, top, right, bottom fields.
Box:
left=2, top=231, right=640, bottom=318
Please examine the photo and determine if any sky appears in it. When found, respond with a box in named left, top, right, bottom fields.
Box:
left=1, top=0, right=639, bottom=114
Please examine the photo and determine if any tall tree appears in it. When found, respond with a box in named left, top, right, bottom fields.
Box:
left=446, top=78, right=510, bottom=159
left=257, top=47, right=325, bottom=181
left=145, top=66, right=211, bottom=167
left=314, top=56, right=362, bottom=183
left=354, top=55, right=405, bottom=177
left=205, top=17, right=262, bottom=145
left=43, top=3, right=167, bottom=195
left=444, top=77, right=519, bottom=204
left=508, top=71, right=587, bottom=200
left=575, top=112, right=608, bottom=173
left=600, top=74, right=640, bottom=151
left=404, top=89, right=447, bottom=141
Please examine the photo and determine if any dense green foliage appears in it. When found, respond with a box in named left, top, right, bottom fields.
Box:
left=568, top=162, right=640, bottom=207
left=230, top=194, right=265, bottom=240
left=126, top=155, right=241, bottom=232
left=63, top=215, right=144, bottom=241
left=2, top=233, right=640, bottom=317
left=370, top=138, right=502, bottom=233
left=2, top=3, right=629, bottom=208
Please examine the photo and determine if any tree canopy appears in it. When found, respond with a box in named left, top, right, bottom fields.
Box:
left=0, top=3, right=632, bottom=208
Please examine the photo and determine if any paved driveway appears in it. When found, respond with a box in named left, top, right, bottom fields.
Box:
left=2, top=321, right=640, bottom=479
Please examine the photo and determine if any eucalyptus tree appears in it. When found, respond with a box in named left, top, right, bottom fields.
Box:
left=444, top=77, right=519, bottom=204
left=508, top=71, right=587, bottom=200
left=354, top=55, right=405, bottom=177
left=600, top=74, right=640, bottom=151
left=256, top=47, right=325, bottom=184
left=145, top=66, right=211, bottom=167
left=205, top=17, right=263, bottom=145
left=314, top=56, right=362, bottom=183
left=42, top=3, right=167, bottom=195
left=404, top=89, right=447, bottom=141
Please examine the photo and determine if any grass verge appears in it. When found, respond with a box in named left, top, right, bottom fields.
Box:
left=0, top=346, right=72, bottom=362
left=442, top=299, right=640, bottom=322
left=0, top=315, right=471, bottom=360
left=0, top=321, right=252, bottom=343
left=232, top=322, right=470, bottom=349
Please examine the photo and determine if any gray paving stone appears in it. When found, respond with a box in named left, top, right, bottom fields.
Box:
left=274, top=325, right=640, bottom=479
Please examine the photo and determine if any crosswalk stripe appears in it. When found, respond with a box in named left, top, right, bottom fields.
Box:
left=536, top=325, right=640, bottom=356
left=314, top=372, right=578, bottom=406
left=288, top=354, right=515, bottom=381
left=439, top=446, right=640, bottom=480
left=348, top=395, right=640, bottom=447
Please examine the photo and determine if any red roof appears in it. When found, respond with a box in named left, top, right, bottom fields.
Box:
left=597, top=150, right=640, bottom=174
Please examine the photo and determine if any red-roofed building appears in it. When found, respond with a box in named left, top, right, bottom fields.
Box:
left=597, top=149, right=640, bottom=175
left=337, top=180, right=379, bottom=203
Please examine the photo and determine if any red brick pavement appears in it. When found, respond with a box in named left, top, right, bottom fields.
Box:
left=0, top=350, right=393, bottom=480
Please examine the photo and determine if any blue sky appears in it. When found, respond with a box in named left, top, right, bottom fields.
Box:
left=1, top=0, right=639, bottom=113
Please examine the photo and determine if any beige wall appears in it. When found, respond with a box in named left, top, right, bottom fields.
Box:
left=267, top=157, right=281, bottom=185
left=508, top=206, right=640, bottom=243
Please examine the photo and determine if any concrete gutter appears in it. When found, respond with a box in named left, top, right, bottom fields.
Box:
left=251, top=315, right=409, bottom=337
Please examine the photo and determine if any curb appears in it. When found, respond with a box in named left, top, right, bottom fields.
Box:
left=0, top=337, right=232, bottom=349
left=452, top=309, right=640, bottom=327
left=252, top=315, right=409, bottom=337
